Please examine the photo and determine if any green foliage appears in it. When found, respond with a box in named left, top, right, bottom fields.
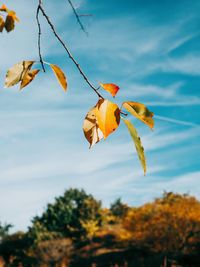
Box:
left=29, top=188, right=102, bottom=242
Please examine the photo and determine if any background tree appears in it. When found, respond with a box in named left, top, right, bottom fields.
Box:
left=29, top=188, right=102, bottom=242
left=110, top=198, right=129, bottom=219
left=0, top=222, right=12, bottom=243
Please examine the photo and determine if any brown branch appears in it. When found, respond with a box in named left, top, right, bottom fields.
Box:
left=38, top=3, right=103, bottom=99
left=67, top=0, right=88, bottom=35
left=36, top=3, right=46, bottom=72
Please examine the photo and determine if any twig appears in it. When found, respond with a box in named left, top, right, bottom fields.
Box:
left=36, top=3, right=45, bottom=72
left=67, top=0, right=88, bottom=35
left=78, top=14, right=93, bottom=17
left=38, top=3, right=103, bottom=99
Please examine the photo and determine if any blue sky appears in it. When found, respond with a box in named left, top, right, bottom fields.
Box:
left=0, top=0, right=199, bottom=232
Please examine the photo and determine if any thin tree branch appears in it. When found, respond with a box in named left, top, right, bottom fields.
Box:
left=36, top=4, right=46, bottom=72
left=38, top=3, right=103, bottom=99
left=67, top=0, right=88, bottom=35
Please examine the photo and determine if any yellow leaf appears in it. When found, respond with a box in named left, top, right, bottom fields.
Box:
left=5, top=61, right=35, bottom=88
left=5, top=14, right=15, bottom=32
left=123, top=101, right=154, bottom=129
left=50, top=64, right=67, bottom=92
left=20, top=69, right=40, bottom=90
left=122, top=118, right=146, bottom=175
left=99, top=83, right=120, bottom=97
left=0, top=16, right=4, bottom=32
left=9, top=11, right=19, bottom=22
left=96, top=99, right=120, bottom=139
left=83, top=106, right=103, bottom=148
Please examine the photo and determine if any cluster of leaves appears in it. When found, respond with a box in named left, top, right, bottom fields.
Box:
left=2, top=1, right=155, bottom=175
left=83, top=87, right=154, bottom=175
left=0, top=4, right=19, bottom=33
left=5, top=60, right=67, bottom=91
left=5, top=61, right=154, bottom=175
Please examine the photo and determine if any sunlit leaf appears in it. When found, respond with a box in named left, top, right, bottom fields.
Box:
left=99, top=83, right=120, bottom=97
left=96, top=99, right=120, bottom=139
left=5, top=61, right=35, bottom=87
left=0, top=4, right=8, bottom=12
left=83, top=106, right=103, bottom=148
left=122, top=118, right=146, bottom=175
left=9, top=11, right=19, bottom=22
left=20, top=69, right=40, bottom=90
left=123, top=101, right=154, bottom=129
left=0, top=16, right=4, bottom=32
left=50, top=64, right=67, bottom=92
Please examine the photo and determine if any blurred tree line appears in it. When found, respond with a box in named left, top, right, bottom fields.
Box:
left=1, top=189, right=200, bottom=267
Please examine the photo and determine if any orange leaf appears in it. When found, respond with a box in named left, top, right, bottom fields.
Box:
left=0, top=4, right=8, bottom=12
left=96, top=99, right=120, bottom=139
left=99, top=83, right=120, bottom=97
left=20, top=69, right=40, bottom=90
left=0, top=16, right=4, bottom=32
left=50, top=64, right=67, bottom=92
left=123, top=101, right=154, bottom=129
left=83, top=106, right=103, bottom=148
left=9, top=11, right=19, bottom=22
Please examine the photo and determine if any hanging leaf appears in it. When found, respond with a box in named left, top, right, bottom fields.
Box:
left=4, top=14, right=15, bottom=32
left=96, top=99, right=120, bottom=139
left=0, top=16, right=4, bottom=32
left=122, top=101, right=154, bottom=129
left=0, top=4, right=8, bottom=12
left=20, top=69, right=40, bottom=89
left=50, top=64, right=67, bottom=92
left=99, top=83, right=120, bottom=97
left=5, top=61, right=35, bottom=87
left=122, top=118, right=146, bottom=175
left=83, top=106, right=103, bottom=148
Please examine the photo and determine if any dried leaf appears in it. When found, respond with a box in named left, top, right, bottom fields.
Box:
left=123, top=101, right=154, bottom=129
left=0, top=16, right=4, bottom=32
left=5, top=14, right=15, bottom=32
left=99, top=83, right=120, bottom=97
left=83, top=106, right=103, bottom=148
left=20, top=69, right=40, bottom=89
left=5, top=61, right=35, bottom=87
left=96, top=99, right=120, bottom=139
left=122, top=118, right=146, bottom=175
left=50, top=64, right=67, bottom=92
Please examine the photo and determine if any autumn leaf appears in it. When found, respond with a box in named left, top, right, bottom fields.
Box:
left=4, top=14, right=15, bottom=32
left=96, top=99, right=120, bottom=139
left=0, top=4, right=8, bottom=12
left=20, top=69, right=40, bottom=90
left=5, top=61, right=35, bottom=87
left=99, top=83, right=120, bottom=97
left=9, top=11, right=19, bottom=22
left=83, top=106, right=103, bottom=148
left=0, top=16, right=4, bottom=32
left=122, top=118, right=146, bottom=175
left=50, top=64, right=67, bottom=92
left=122, top=101, right=154, bottom=129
